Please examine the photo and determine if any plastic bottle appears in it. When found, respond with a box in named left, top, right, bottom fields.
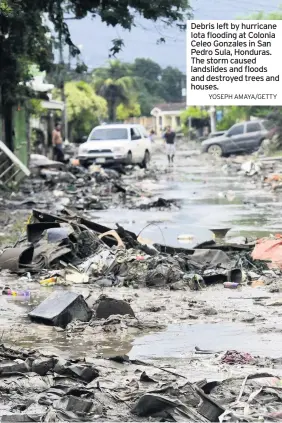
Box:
left=224, top=282, right=240, bottom=289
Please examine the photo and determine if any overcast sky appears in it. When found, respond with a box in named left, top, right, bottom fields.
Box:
left=67, top=0, right=281, bottom=72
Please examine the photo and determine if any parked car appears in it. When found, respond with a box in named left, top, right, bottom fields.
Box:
left=209, top=131, right=226, bottom=138
left=78, top=124, right=152, bottom=167
left=201, top=120, right=274, bottom=156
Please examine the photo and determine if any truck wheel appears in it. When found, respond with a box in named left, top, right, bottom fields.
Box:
left=126, top=151, right=133, bottom=164
left=207, top=144, right=223, bottom=157
left=140, top=150, right=150, bottom=168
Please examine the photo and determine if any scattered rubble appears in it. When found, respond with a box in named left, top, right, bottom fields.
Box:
left=0, top=207, right=273, bottom=292
left=2, top=149, right=282, bottom=422
left=0, top=343, right=281, bottom=422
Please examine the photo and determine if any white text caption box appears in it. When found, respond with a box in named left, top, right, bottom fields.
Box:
left=186, top=20, right=282, bottom=106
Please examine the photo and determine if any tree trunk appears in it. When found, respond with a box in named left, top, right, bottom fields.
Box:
left=108, top=101, right=116, bottom=122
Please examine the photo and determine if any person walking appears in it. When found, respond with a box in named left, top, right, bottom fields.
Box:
left=149, top=129, right=156, bottom=142
left=52, top=123, right=64, bottom=162
left=163, top=126, right=176, bottom=165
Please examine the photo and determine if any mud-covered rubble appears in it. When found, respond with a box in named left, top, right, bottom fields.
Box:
left=0, top=207, right=275, bottom=293
left=0, top=155, right=180, bottom=216
left=3, top=150, right=282, bottom=422
left=1, top=343, right=282, bottom=422
left=220, top=154, right=282, bottom=192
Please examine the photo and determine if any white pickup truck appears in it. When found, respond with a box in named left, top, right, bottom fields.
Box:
left=78, top=123, right=152, bottom=167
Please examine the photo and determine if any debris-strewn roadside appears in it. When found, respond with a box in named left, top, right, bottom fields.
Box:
left=1, top=343, right=282, bottom=422
left=2, top=149, right=282, bottom=422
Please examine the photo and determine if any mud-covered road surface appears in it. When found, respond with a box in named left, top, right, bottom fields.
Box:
left=1, top=144, right=282, bottom=421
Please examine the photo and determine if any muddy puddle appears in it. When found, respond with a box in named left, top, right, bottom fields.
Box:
left=87, top=153, right=282, bottom=247
left=2, top=149, right=282, bottom=369
left=129, top=322, right=282, bottom=360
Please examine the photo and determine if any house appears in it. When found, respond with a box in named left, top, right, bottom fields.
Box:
left=27, top=74, right=64, bottom=155
left=150, top=103, right=186, bottom=135
left=0, top=68, right=63, bottom=184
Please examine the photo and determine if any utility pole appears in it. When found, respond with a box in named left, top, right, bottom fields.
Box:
left=59, top=30, right=68, bottom=142
left=181, top=73, right=186, bottom=102
left=209, top=106, right=216, bottom=133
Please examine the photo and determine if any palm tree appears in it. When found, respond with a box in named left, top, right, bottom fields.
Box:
left=93, top=60, right=136, bottom=122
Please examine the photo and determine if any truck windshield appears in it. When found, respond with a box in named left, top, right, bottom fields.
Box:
left=89, top=128, right=128, bottom=140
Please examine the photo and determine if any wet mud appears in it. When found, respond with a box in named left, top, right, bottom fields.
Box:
left=1, top=145, right=282, bottom=421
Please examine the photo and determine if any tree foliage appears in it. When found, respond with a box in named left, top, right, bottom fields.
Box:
left=216, top=107, right=271, bottom=131
left=1, top=0, right=190, bottom=110
left=161, top=66, right=184, bottom=103
left=181, top=106, right=209, bottom=122
left=92, top=58, right=185, bottom=118
left=54, top=80, right=107, bottom=141
left=237, top=6, right=282, bottom=20
left=132, top=58, right=162, bottom=82
left=116, top=103, right=141, bottom=120
left=0, top=0, right=53, bottom=107
left=93, top=61, right=137, bottom=121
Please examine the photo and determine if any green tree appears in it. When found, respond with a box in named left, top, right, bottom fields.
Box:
left=54, top=81, right=107, bottom=141
left=47, top=62, right=91, bottom=86
left=137, top=91, right=165, bottom=116
left=180, top=107, right=209, bottom=135
left=0, top=1, right=53, bottom=107
left=1, top=0, right=190, bottom=110
left=93, top=60, right=137, bottom=121
left=116, top=102, right=141, bottom=120
left=160, top=66, right=184, bottom=102
left=132, top=58, right=162, bottom=81
left=238, top=7, right=282, bottom=19
left=94, top=60, right=132, bottom=80
left=181, top=107, right=209, bottom=123
left=131, top=58, right=165, bottom=115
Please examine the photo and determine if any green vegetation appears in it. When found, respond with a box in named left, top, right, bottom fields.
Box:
left=216, top=107, right=271, bottom=131
left=47, top=56, right=185, bottom=139
left=92, top=59, right=185, bottom=120
left=0, top=0, right=189, bottom=111
left=93, top=61, right=137, bottom=122
left=181, top=107, right=209, bottom=123
left=54, top=81, right=107, bottom=141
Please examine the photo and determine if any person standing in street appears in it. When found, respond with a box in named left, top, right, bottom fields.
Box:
left=149, top=129, right=156, bottom=142
left=163, top=126, right=176, bottom=165
left=52, top=123, right=64, bottom=162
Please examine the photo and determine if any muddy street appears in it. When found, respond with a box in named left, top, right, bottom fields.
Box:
left=1, top=144, right=282, bottom=421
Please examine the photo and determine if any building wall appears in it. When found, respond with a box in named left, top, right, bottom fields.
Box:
left=154, top=113, right=182, bottom=135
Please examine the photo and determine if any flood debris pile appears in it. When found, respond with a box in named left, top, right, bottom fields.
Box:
left=199, top=373, right=282, bottom=422
left=0, top=154, right=180, bottom=215
left=0, top=344, right=101, bottom=422
left=1, top=344, right=282, bottom=422
left=223, top=155, right=282, bottom=193
left=0, top=208, right=275, bottom=291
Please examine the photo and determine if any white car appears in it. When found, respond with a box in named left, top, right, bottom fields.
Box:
left=78, top=124, right=152, bottom=167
